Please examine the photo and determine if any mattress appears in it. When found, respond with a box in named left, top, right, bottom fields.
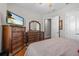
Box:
left=25, top=38, right=79, bottom=56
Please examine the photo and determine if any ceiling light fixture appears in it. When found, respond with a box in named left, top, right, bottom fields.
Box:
left=48, top=3, right=52, bottom=8
left=39, top=3, right=53, bottom=9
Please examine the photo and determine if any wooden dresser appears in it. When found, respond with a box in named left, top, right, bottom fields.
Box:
left=2, top=25, right=26, bottom=56
left=27, top=30, right=44, bottom=44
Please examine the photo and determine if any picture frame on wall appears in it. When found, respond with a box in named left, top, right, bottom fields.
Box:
left=59, top=20, right=63, bottom=30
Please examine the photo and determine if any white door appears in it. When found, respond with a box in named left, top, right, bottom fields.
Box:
left=44, top=19, right=51, bottom=39
left=51, top=16, right=59, bottom=38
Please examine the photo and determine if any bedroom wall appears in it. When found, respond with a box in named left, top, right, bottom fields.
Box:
left=7, top=4, right=43, bottom=31
left=0, top=3, right=7, bottom=52
left=54, top=3, right=79, bottom=40
left=43, top=3, right=79, bottom=40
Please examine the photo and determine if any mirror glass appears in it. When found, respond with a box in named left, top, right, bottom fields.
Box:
left=30, top=22, right=40, bottom=31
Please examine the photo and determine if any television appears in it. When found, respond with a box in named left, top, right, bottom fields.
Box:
left=7, top=11, right=24, bottom=26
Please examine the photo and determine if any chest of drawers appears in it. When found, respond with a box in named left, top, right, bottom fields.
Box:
left=2, top=25, right=26, bottom=56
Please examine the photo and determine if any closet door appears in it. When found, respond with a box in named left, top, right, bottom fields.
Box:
left=44, top=19, right=51, bottom=39
left=51, top=16, right=59, bottom=38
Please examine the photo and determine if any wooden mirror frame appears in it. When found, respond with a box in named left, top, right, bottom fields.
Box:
left=29, top=20, right=41, bottom=31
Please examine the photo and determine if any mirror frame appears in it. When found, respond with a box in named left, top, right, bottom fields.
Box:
left=29, top=20, right=41, bottom=31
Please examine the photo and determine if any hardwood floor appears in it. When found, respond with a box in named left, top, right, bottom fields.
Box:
left=15, top=48, right=26, bottom=56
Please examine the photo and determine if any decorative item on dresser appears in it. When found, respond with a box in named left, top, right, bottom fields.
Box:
left=26, top=21, right=44, bottom=45
left=2, top=25, right=26, bottom=56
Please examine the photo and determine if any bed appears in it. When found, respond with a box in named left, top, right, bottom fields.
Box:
left=25, top=38, right=79, bottom=56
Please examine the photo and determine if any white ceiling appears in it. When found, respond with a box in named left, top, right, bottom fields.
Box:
left=7, top=3, right=70, bottom=15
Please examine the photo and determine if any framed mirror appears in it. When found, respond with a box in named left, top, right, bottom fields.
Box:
left=29, top=21, right=41, bottom=31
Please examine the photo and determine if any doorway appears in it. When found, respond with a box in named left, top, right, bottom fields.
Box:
left=44, top=19, right=51, bottom=39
